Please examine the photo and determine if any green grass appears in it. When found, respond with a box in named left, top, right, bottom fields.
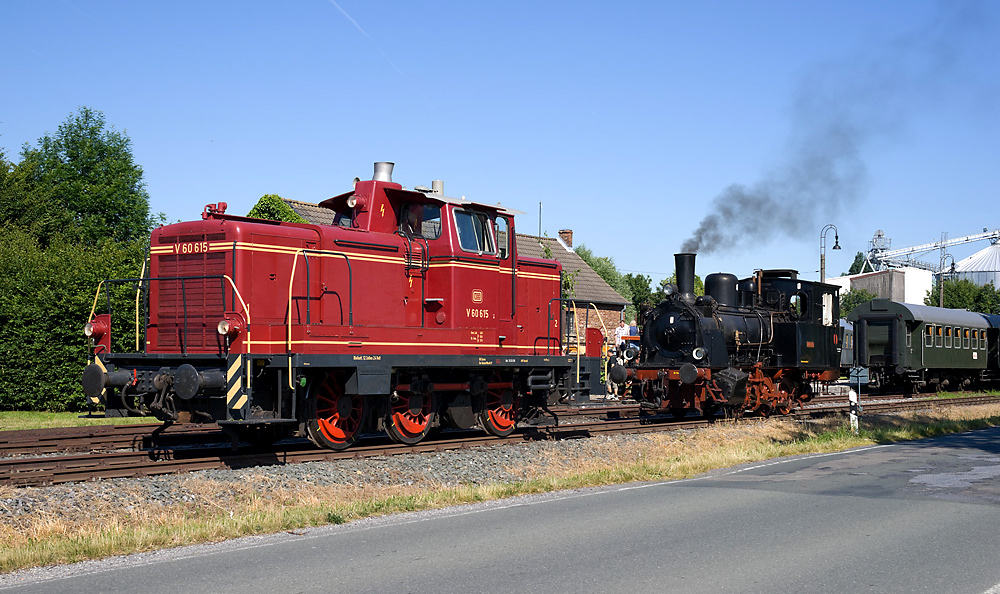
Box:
left=0, top=411, right=153, bottom=432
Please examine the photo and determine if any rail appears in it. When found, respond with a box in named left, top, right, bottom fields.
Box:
left=87, top=275, right=250, bottom=355
left=285, top=248, right=355, bottom=388
left=544, top=298, right=609, bottom=393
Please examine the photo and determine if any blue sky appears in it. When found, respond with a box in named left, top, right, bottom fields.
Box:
left=3, top=0, right=998, bottom=285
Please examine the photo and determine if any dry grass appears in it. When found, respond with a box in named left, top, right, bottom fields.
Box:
left=3, top=404, right=1000, bottom=573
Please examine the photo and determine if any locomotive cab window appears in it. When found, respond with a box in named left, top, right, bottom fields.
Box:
left=401, top=203, right=442, bottom=240
left=495, top=216, right=510, bottom=259
left=454, top=209, right=495, bottom=254
left=332, top=208, right=353, bottom=228
left=789, top=293, right=807, bottom=318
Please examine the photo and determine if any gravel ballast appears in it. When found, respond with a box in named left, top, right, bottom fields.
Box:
left=0, top=432, right=665, bottom=529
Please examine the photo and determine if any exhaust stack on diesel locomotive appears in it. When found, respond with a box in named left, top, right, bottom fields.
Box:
left=372, top=161, right=394, bottom=182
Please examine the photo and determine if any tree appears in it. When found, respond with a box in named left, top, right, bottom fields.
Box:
left=843, top=251, right=867, bottom=276
left=0, top=109, right=154, bottom=411
left=839, top=288, right=877, bottom=317
left=17, top=107, right=153, bottom=244
left=658, top=273, right=704, bottom=296
left=623, top=273, right=653, bottom=310
left=247, top=194, right=307, bottom=223
left=925, top=278, right=1000, bottom=313
left=574, top=244, right=634, bottom=317
left=574, top=245, right=627, bottom=294
left=973, top=282, right=1000, bottom=314
left=0, top=150, right=76, bottom=244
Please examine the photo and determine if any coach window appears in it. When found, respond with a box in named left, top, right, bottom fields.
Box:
left=936, top=325, right=943, bottom=347
left=925, top=325, right=934, bottom=347
left=981, top=330, right=988, bottom=349
left=454, top=209, right=495, bottom=254
left=964, top=328, right=971, bottom=349
left=495, top=216, right=510, bottom=259
left=945, top=326, right=953, bottom=348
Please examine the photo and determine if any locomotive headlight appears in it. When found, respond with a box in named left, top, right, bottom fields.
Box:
left=83, top=318, right=109, bottom=338
left=663, top=283, right=678, bottom=296
left=346, top=194, right=368, bottom=209
left=692, top=347, right=707, bottom=361
left=217, top=314, right=245, bottom=337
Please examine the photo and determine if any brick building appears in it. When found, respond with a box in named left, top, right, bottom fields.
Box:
left=516, top=229, right=629, bottom=344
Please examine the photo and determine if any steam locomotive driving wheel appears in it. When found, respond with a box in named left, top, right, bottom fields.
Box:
left=307, top=371, right=366, bottom=451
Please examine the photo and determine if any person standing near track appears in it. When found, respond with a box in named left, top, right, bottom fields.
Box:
left=614, top=320, right=628, bottom=347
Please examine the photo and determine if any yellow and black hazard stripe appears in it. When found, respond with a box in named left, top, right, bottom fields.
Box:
left=226, top=354, right=248, bottom=419
left=89, top=355, right=108, bottom=406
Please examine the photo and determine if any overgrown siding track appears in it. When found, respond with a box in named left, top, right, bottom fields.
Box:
left=0, top=423, right=222, bottom=458
left=3, top=394, right=998, bottom=487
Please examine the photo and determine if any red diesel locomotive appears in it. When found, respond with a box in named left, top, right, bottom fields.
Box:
left=82, top=162, right=604, bottom=449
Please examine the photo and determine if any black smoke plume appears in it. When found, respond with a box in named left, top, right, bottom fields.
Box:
left=681, top=2, right=987, bottom=255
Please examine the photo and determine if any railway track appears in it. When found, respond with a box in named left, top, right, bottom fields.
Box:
left=3, top=393, right=998, bottom=488
left=0, top=422, right=224, bottom=458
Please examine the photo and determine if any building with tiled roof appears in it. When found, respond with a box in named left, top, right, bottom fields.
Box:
left=517, top=230, right=629, bottom=339
left=284, top=199, right=335, bottom=225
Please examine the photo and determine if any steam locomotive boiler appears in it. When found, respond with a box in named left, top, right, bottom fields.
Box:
left=610, top=253, right=842, bottom=416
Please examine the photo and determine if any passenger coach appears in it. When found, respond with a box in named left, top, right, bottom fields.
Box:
left=848, top=298, right=998, bottom=392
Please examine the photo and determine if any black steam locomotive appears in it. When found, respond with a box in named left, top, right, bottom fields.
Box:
left=610, top=253, right=842, bottom=416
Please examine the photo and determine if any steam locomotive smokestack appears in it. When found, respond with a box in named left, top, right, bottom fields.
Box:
left=675, top=253, right=696, bottom=303
left=372, top=162, right=394, bottom=182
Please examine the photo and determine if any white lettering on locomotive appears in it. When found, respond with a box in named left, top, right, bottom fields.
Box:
left=174, top=241, right=209, bottom=254
left=466, top=308, right=490, bottom=318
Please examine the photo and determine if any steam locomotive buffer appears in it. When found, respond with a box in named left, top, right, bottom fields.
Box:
left=609, top=253, right=842, bottom=417
left=82, top=162, right=604, bottom=450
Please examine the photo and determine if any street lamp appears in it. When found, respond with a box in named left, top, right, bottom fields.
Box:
left=820, top=224, right=841, bottom=283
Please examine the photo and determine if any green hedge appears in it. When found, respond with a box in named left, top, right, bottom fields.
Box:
left=0, top=228, right=145, bottom=411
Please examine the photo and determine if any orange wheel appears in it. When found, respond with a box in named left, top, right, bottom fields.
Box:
left=385, top=391, right=434, bottom=445
left=306, top=372, right=365, bottom=451
left=479, top=386, right=519, bottom=437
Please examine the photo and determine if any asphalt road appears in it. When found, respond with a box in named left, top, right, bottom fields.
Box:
left=5, top=427, right=1000, bottom=593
